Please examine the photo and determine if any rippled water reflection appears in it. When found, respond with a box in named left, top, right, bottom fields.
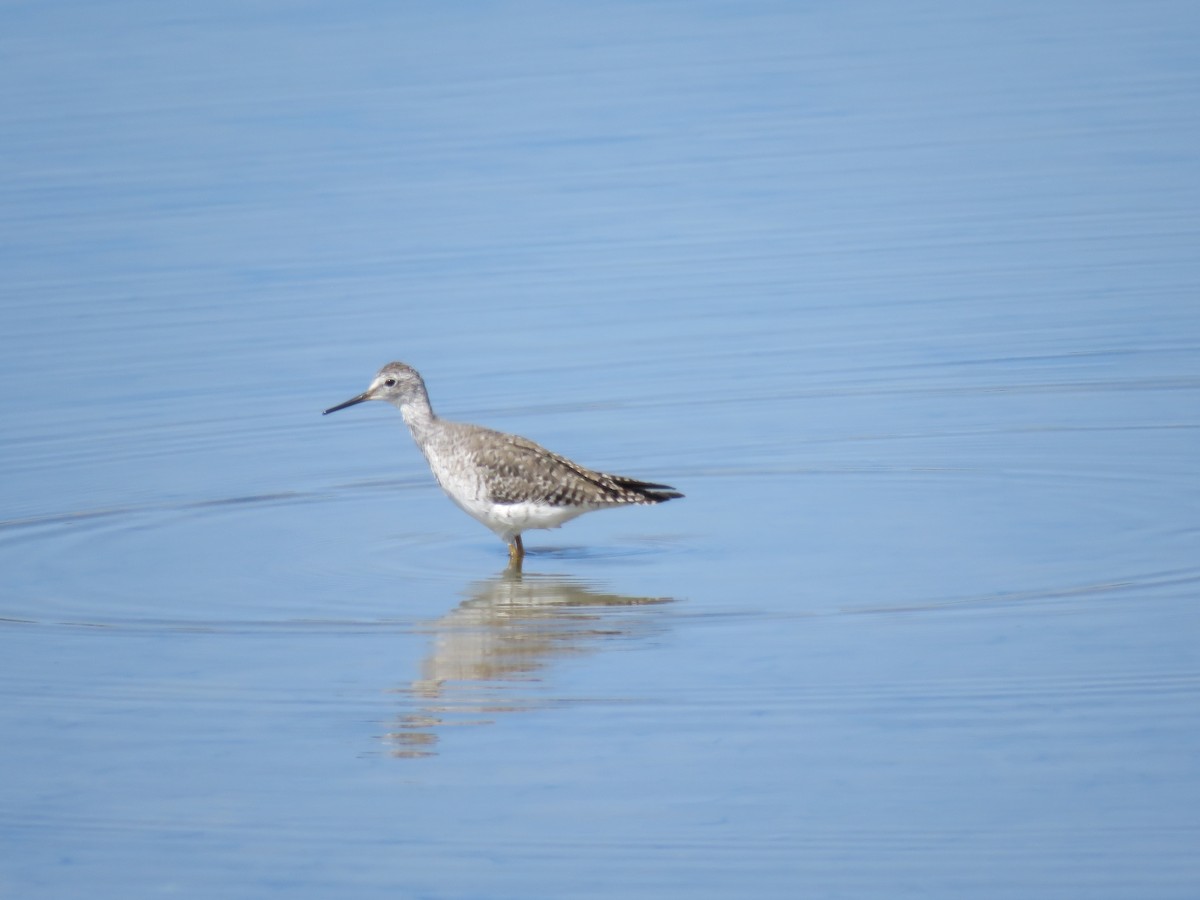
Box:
left=388, top=571, right=673, bottom=758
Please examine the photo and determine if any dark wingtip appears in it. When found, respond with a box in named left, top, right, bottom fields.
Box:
left=647, top=490, right=684, bottom=503
left=612, top=477, right=683, bottom=503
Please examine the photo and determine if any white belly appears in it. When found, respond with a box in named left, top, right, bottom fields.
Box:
left=448, top=493, right=597, bottom=542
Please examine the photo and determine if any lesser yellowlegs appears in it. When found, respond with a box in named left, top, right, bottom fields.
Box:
left=323, top=362, right=682, bottom=566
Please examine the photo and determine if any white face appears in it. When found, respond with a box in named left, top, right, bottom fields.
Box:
left=366, top=363, right=426, bottom=402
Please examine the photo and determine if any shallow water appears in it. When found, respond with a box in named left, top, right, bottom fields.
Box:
left=3, top=1, right=1200, bottom=897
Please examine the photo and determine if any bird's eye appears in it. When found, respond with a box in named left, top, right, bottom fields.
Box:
left=384, top=378, right=396, bottom=387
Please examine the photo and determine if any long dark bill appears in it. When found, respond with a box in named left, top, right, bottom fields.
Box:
left=323, top=392, right=371, bottom=415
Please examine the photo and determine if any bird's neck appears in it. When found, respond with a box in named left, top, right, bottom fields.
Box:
left=399, top=394, right=437, bottom=436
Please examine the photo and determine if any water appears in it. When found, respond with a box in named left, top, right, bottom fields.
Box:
left=3, top=1, right=1199, bottom=897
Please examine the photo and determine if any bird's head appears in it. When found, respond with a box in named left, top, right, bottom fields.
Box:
left=323, top=361, right=426, bottom=414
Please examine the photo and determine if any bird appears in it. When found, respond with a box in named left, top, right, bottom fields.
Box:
left=323, top=362, right=682, bottom=566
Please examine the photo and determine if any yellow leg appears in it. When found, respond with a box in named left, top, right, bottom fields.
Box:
left=507, top=534, right=525, bottom=568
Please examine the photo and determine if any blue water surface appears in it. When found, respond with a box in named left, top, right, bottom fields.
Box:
left=2, top=2, right=1199, bottom=898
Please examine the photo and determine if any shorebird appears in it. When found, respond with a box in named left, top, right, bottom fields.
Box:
left=323, top=362, right=682, bottom=566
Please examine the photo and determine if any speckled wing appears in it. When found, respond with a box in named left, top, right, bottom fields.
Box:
left=463, top=428, right=683, bottom=508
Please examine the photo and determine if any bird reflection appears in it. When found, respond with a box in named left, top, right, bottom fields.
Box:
left=386, top=566, right=673, bottom=758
